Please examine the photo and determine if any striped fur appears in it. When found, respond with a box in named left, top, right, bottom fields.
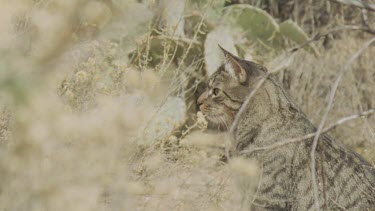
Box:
left=198, top=49, right=375, bottom=210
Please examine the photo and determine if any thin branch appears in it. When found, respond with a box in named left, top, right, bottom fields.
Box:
left=330, top=0, right=375, bottom=12
left=310, top=36, right=375, bottom=210
left=290, top=25, right=375, bottom=53
left=361, top=9, right=370, bottom=29
left=175, top=0, right=210, bottom=73
left=239, top=108, right=374, bottom=155
left=319, top=147, right=327, bottom=210
left=161, top=35, right=201, bottom=45
left=250, top=162, right=264, bottom=207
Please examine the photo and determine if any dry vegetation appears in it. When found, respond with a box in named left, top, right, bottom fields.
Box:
left=0, top=0, right=374, bottom=210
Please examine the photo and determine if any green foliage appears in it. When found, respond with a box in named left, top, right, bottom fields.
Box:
left=184, top=13, right=214, bottom=41
left=223, top=5, right=279, bottom=45
left=279, top=20, right=319, bottom=56
left=222, top=5, right=318, bottom=56
left=189, top=0, right=226, bottom=20
left=133, top=2, right=318, bottom=74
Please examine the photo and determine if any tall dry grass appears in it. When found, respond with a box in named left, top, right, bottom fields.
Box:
left=0, top=1, right=374, bottom=210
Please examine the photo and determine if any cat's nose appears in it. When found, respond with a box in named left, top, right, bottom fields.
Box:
left=197, top=91, right=209, bottom=106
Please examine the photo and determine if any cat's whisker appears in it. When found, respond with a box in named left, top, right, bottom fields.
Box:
left=219, top=115, right=229, bottom=130
left=211, top=112, right=229, bottom=130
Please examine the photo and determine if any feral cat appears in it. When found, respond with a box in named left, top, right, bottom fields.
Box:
left=198, top=47, right=375, bottom=210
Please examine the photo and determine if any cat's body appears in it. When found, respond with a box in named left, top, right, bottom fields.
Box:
left=198, top=47, right=375, bottom=210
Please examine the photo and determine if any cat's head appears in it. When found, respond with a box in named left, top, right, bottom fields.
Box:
left=197, top=46, right=266, bottom=129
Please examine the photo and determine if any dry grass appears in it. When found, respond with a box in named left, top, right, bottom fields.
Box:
left=0, top=1, right=374, bottom=210
left=287, top=36, right=375, bottom=162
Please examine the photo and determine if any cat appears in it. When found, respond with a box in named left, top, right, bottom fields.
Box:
left=197, top=47, right=375, bottom=210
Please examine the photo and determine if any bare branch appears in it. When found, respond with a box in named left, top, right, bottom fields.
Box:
left=291, top=25, right=375, bottom=53
left=330, top=0, right=375, bottom=12
left=361, top=9, right=370, bottom=29
left=239, top=108, right=374, bottom=155
left=161, top=35, right=201, bottom=45
left=310, top=36, right=375, bottom=210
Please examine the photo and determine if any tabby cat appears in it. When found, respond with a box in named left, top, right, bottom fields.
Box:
left=197, top=47, right=375, bottom=210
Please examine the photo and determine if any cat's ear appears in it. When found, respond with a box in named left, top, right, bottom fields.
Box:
left=218, top=45, right=247, bottom=83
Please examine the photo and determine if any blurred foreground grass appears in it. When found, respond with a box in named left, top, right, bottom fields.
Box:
left=0, top=0, right=374, bottom=210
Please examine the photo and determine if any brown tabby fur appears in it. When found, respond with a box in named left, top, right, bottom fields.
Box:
left=198, top=47, right=375, bottom=210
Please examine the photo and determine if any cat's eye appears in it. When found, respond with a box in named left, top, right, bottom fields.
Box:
left=213, top=88, right=221, bottom=96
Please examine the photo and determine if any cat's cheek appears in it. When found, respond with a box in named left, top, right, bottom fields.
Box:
left=199, top=104, right=207, bottom=113
left=198, top=104, right=205, bottom=111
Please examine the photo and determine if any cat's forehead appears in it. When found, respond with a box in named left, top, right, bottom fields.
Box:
left=208, top=65, right=230, bottom=87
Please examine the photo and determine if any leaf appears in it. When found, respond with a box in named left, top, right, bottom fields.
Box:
left=222, top=5, right=318, bottom=56
left=279, top=20, right=320, bottom=56
left=223, top=5, right=279, bottom=44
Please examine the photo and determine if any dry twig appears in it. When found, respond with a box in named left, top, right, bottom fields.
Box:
left=239, top=108, right=374, bottom=154
left=291, top=25, right=375, bottom=53
left=330, top=0, right=375, bottom=12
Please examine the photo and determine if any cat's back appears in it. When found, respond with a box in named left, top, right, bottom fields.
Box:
left=291, top=135, right=375, bottom=210
left=319, top=136, right=375, bottom=210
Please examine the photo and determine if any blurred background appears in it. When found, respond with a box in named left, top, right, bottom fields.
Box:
left=0, top=0, right=374, bottom=210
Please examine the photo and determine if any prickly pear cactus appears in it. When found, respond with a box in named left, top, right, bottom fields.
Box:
left=222, top=5, right=317, bottom=56
left=223, top=5, right=279, bottom=45
left=279, top=20, right=319, bottom=56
